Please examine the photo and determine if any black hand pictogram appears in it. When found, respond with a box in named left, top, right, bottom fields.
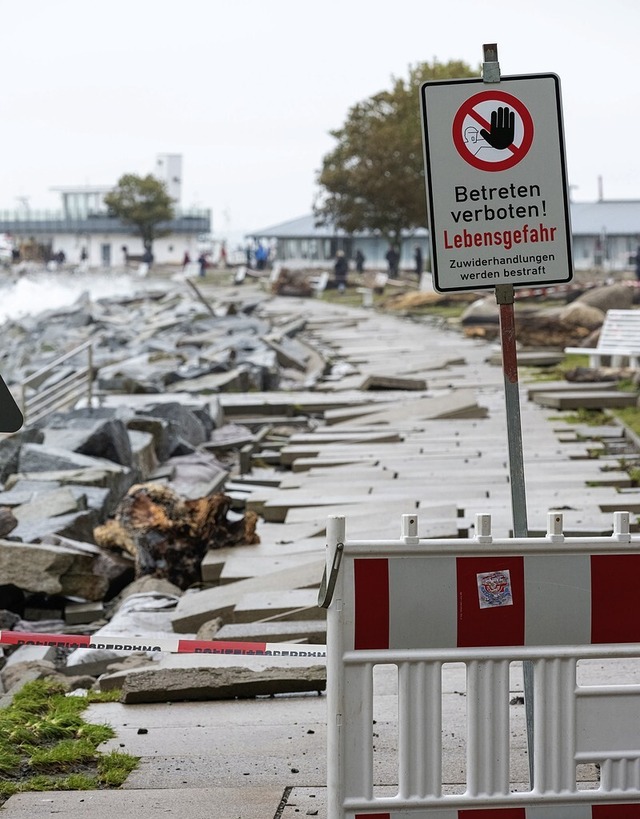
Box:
left=480, top=106, right=515, bottom=150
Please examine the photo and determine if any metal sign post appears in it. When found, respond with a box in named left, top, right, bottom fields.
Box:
left=482, top=45, right=529, bottom=540
left=483, top=43, right=534, bottom=783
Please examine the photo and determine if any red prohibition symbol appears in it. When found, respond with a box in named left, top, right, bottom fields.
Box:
left=452, top=89, right=534, bottom=172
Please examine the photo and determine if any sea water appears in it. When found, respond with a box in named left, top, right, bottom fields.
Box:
left=0, top=269, right=168, bottom=325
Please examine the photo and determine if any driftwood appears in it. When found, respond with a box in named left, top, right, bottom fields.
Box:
left=565, top=366, right=636, bottom=383
left=270, top=268, right=316, bottom=297
left=94, top=483, right=259, bottom=589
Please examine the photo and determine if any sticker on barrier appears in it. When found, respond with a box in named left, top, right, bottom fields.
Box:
left=0, top=631, right=327, bottom=658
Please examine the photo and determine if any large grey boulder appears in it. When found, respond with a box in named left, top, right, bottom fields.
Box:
left=575, top=283, right=634, bottom=312
left=0, top=539, right=111, bottom=599
left=18, top=443, right=125, bottom=475
left=154, top=450, right=228, bottom=499
left=75, top=419, right=134, bottom=466
left=139, top=402, right=209, bottom=449
left=125, top=415, right=175, bottom=462
left=559, top=301, right=606, bottom=331
left=460, top=297, right=500, bottom=325
left=13, top=447, right=134, bottom=513
left=0, top=428, right=45, bottom=484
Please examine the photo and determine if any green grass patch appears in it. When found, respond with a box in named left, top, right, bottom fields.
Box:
left=0, top=679, right=138, bottom=805
left=404, top=303, right=466, bottom=319
left=549, top=407, right=613, bottom=427
left=97, top=751, right=139, bottom=786
left=613, top=406, right=640, bottom=437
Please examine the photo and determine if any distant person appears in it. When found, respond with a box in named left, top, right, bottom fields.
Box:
left=385, top=245, right=400, bottom=278
left=198, top=253, right=208, bottom=277
left=255, top=242, right=269, bottom=270
left=334, top=250, right=348, bottom=293
left=121, top=245, right=129, bottom=269
left=414, top=245, right=423, bottom=278
left=219, top=244, right=228, bottom=268
left=355, top=249, right=365, bottom=274
left=182, top=250, right=191, bottom=269
left=138, top=247, right=153, bottom=277
left=635, top=244, right=640, bottom=281
left=245, top=245, right=253, bottom=269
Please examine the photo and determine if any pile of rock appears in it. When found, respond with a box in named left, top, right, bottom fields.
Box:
left=456, top=281, right=638, bottom=347
left=0, top=278, right=331, bottom=703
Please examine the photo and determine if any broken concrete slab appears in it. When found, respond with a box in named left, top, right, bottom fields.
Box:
left=358, top=373, right=427, bottom=390
left=218, top=552, right=324, bottom=584
left=42, top=417, right=135, bottom=467
left=12, top=486, right=84, bottom=522
left=0, top=787, right=290, bottom=819
left=171, top=559, right=324, bottom=632
left=10, top=507, right=100, bottom=544
left=215, top=620, right=326, bottom=644
left=3, top=643, right=57, bottom=668
left=532, top=390, right=639, bottom=409
left=231, top=589, right=323, bottom=622
left=99, top=653, right=326, bottom=702
left=65, top=600, right=105, bottom=625
left=5, top=465, right=134, bottom=516
left=486, top=349, right=564, bottom=366
left=149, top=450, right=228, bottom=498
left=326, top=389, right=487, bottom=426
left=525, top=380, right=619, bottom=399
left=0, top=538, right=110, bottom=600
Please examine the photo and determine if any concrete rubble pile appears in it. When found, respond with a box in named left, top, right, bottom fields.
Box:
left=1, top=277, right=640, bottom=707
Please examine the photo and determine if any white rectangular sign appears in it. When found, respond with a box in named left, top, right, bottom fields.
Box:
left=420, top=73, right=573, bottom=293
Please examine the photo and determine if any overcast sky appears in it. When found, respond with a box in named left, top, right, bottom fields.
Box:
left=2, top=0, right=639, bottom=242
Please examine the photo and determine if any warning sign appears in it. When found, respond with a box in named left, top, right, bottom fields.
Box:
left=452, top=90, right=534, bottom=172
left=420, top=74, right=573, bottom=293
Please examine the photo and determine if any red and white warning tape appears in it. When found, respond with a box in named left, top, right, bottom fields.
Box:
left=0, top=631, right=327, bottom=658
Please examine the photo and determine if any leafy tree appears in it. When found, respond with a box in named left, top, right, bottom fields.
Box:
left=314, top=60, right=478, bottom=246
left=104, top=173, right=174, bottom=252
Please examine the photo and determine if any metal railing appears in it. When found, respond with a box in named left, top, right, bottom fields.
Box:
left=19, top=339, right=94, bottom=426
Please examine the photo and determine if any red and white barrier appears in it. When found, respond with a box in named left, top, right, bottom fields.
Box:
left=326, top=511, right=640, bottom=818
left=352, top=550, right=640, bottom=650
left=354, top=807, right=640, bottom=818
left=0, top=631, right=326, bottom=658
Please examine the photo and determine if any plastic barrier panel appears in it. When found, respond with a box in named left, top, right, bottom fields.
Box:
left=325, top=512, right=640, bottom=818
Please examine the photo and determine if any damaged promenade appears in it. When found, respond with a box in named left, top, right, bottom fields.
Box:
left=1, top=267, right=640, bottom=817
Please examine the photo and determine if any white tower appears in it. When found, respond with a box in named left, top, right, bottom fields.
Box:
left=155, top=154, right=182, bottom=203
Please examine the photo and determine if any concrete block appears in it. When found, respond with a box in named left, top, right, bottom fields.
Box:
left=215, top=620, right=326, bottom=645
left=99, top=653, right=326, bottom=702
left=3, top=643, right=57, bottom=666
left=65, top=601, right=105, bottom=625
left=231, top=589, right=323, bottom=623
left=171, top=559, right=324, bottom=633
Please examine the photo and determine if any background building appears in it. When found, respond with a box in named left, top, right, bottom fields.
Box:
left=249, top=200, right=640, bottom=274
left=247, top=214, right=429, bottom=271
left=0, top=155, right=210, bottom=269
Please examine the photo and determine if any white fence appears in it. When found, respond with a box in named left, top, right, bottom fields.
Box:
left=324, top=511, right=640, bottom=818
